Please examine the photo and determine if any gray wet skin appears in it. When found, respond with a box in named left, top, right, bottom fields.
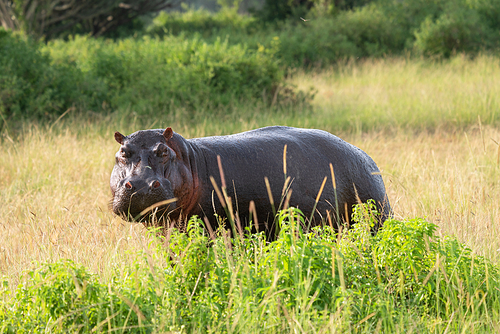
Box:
left=110, top=129, right=185, bottom=220
left=110, top=126, right=392, bottom=236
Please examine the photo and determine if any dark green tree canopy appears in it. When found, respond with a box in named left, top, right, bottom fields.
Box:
left=0, top=0, right=179, bottom=39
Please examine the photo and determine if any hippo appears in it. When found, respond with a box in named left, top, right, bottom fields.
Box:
left=110, top=126, right=391, bottom=236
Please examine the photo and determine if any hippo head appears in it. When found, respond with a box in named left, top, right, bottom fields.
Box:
left=110, top=127, right=190, bottom=222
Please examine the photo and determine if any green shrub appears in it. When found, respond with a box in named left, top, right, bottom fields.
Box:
left=46, top=34, right=282, bottom=115
left=0, top=29, right=96, bottom=120
left=276, top=6, right=407, bottom=67
left=1, top=28, right=286, bottom=121
left=414, top=4, right=496, bottom=56
left=336, top=5, right=406, bottom=56
left=1, top=259, right=168, bottom=332
left=375, top=0, right=500, bottom=57
left=144, top=7, right=274, bottom=58
left=3, top=260, right=103, bottom=332
left=275, top=17, right=358, bottom=67
left=273, top=0, right=500, bottom=65
left=147, top=7, right=254, bottom=38
left=2, top=207, right=499, bottom=331
left=472, top=0, right=500, bottom=30
left=374, top=0, right=446, bottom=47
left=251, top=0, right=314, bottom=23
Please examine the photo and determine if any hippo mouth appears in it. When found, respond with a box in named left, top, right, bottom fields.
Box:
left=112, top=194, right=178, bottom=222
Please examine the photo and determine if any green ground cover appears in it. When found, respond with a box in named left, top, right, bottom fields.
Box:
left=2, top=207, right=499, bottom=333
left=1, top=3, right=500, bottom=332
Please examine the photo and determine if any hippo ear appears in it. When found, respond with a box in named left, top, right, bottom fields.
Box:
left=114, top=132, right=125, bottom=145
left=163, top=127, right=173, bottom=141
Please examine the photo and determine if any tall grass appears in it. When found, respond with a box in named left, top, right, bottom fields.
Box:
left=1, top=205, right=499, bottom=332
left=288, top=55, right=500, bottom=132
left=1, top=56, right=500, bottom=331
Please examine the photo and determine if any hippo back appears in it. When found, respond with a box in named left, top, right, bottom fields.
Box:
left=188, top=126, right=390, bottom=231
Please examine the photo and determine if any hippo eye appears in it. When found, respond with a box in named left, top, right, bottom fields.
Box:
left=120, top=148, right=131, bottom=159
left=154, top=144, right=168, bottom=158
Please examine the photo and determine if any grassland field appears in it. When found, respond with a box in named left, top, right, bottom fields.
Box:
left=1, top=55, right=500, bottom=332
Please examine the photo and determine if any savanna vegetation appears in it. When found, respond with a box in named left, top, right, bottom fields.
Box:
left=1, top=0, right=500, bottom=332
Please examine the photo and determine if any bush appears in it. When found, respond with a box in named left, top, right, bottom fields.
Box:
left=414, top=4, right=498, bottom=56
left=276, top=5, right=407, bottom=67
left=3, top=260, right=104, bottom=332
left=1, top=28, right=286, bottom=121
left=374, top=0, right=446, bottom=46
left=120, top=1, right=500, bottom=68
left=1, top=259, right=167, bottom=332
left=2, top=207, right=500, bottom=331
left=146, top=6, right=254, bottom=38
left=276, top=17, right=359, bottom=67
left=0, top=29, right=98, bottom=120
left=472, top=0, right=500, bottom=30
left=251, top=0, right=314, bottom=23
left=46, top=34, right=283, bottom=115
left=375, top=0, right=500, bottom=57
left=273, top=0, right=500, bottom=65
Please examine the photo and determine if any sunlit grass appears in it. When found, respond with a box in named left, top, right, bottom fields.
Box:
left=1, top=118, right=499, bottom=283
left=363, top=127, right=500, bottom=262
left=286, top=54, right=500, bottom=260
left=1, top=55, right=500, bottom=331
left=0, top=125, right=146, bottom=283
left=288, top=55, right=500, bottom=132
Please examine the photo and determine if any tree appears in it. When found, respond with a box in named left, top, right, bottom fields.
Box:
left=0, top=0, right=180, bottom=40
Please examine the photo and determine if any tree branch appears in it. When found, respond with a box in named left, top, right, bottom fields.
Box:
left=3, top=0, right=179, bottom=39
left=0, top=0, right=17, bottom=30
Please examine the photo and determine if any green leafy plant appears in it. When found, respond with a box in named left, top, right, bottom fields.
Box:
left=414, top=6, right=495, bottom=57
left=0, top=29, right=95, bottom=120
left=1, top=205, right=499, bottom=332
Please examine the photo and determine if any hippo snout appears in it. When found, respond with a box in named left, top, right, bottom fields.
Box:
left=121, top=178, right=163, bottom=193
left=112, top=176, right=176, bottom=221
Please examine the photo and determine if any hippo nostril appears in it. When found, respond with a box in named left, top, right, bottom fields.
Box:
left=151, top=180, right=161, bottom=190
left=125, top=181, right=133, bottom=190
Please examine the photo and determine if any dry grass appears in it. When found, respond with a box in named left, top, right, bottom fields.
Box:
left=286, top=54, right=500, bottom=260
left=0, top=126, right=148, bottom=284
left=1, top=123, right=498, bottom=287
left=1, top=55, right=499, bottom=288
left=288, top=55, right=500, bottom=132
left=357, top=127, right=500, bottom=261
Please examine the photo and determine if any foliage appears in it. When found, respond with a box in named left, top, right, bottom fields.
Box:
left=144, top=0, right=500, bottom=67
left=1, top=205, right=499, bottom=332
left=251, top=0, right=315, bottom=23
left=413, top=1, right=499, bottom=56
left=46, top=34, right=283, bottom=113
left=276, top=5, right=407, bottom=67
left=3, top=0, right=499, bottom=122
left=0, top=0, right=178, bottom=40
left=1, top=259, right=166, bottom=332
left=0, top=29, right=100, bottom=120
left=275, top=0, right=500, bottom=64
left=0, top=28, right=291, bottom=121
left=331, top=0, right=374, bottom=11
left=146, top=5, right=254, bottom=38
